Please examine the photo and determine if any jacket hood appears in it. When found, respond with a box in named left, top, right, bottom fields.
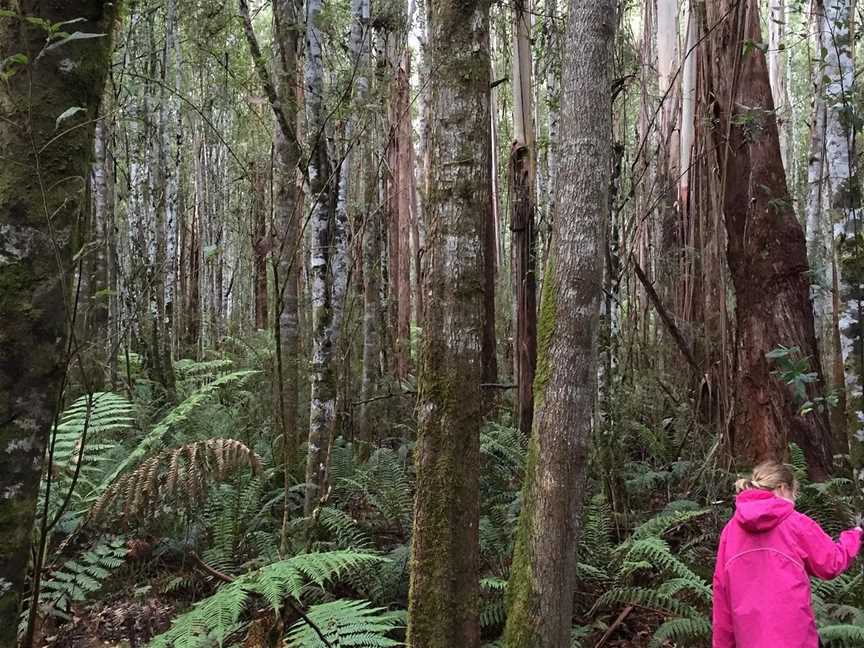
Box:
left=734, top=489, right=794, bottom=532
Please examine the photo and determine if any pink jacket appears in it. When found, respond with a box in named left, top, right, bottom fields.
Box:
left=712, top=489, right=862, bottom=647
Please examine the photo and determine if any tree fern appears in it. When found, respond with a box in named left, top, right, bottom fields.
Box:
left=97, top=369, right=260, bottom=494
left=93, top=438, right=262, bottom=521
left=284, top=599, right=405, bottom=647
left=147, top=550, right=386, bottom=647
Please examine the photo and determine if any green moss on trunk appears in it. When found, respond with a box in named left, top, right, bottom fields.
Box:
left=0, top=3, right=120, bottom=642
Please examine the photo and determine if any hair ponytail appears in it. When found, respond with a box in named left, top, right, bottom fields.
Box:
left=735, top=461, right=798, bottom=495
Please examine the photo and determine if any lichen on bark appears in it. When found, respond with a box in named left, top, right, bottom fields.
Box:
left=0, top=2, right=119, bottom=642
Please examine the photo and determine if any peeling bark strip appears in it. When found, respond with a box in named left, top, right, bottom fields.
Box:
left=704, top=0, right=834, bottom=478
left=503, top=0, right=615, bottom=645
left=0, top=1, right=119, bottom=640
left=405, top=0, right=491, bottom=645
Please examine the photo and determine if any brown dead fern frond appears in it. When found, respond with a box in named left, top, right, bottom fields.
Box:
left=94, top=438, right=262, bottom=523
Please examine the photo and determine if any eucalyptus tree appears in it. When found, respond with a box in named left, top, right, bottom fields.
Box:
left=406, top=0, right=492, bottom=644
left=503, top=0, right=615, bottom=644
left=813, top=0, right=864, bottom=468
left=704, top=0, right=833, bottom=477
left=0, top=1, right=119, bottom=641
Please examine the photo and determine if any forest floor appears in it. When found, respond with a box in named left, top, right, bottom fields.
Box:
left=38, top=595, right=174, bottom=648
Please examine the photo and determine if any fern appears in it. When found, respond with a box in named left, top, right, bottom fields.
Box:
left=97, top=369, right=260, bottom=494
left=820, top=624, right=864, bottom=647
left=94, top=438, right=262, bottom=520
left=480, top=576, right=507, bottom=630
left=147, top=550, right=386, bottom=647
left=650, top=617, right=711, bottom=647
left=39, top=536, right=128, bottom=620
left=594, top=586, right=702, bottom=620
left=42, top=392, right=135, bottom=528
left=284, top=599, right=405, bottom=647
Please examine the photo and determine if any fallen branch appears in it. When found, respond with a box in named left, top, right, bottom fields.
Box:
left=630, top=254, right=701, bottom=372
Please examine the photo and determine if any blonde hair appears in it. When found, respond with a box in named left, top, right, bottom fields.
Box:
left=735, top=461, right=798, bottom=495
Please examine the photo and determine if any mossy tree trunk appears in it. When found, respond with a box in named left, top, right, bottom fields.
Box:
left=303, top=0, right=337, bottom=517
left=503, top=0, right=615, bottom=645
left=704, top=0, right=834, bottom=479
left=405, top=0, right=491, bottom=645
left=270, top=0, right=303, bottom=552
left=0, top=1, right=118, bottom=640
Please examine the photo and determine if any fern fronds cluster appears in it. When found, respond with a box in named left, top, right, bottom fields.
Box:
left=284, top=599, right=405, bottom=647
left=93, top=438, right=262, bottom=520
left=40, top=536, right=128, bottom=620
left=147, top=550, right=386, bottom=647
left=42, top=392, right=135, bottom=529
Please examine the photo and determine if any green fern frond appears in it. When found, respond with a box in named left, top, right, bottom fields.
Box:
left=594, top=587, right=702, bottom=620
left=650, top=616, right=711, bottom=647
left=148, top=551, right=386, bottom=647
left=629, top=508, right=708, bottom=541
left=40, top=536, right=128, bottom=618
left=819, top=624, right=864, bottom=647
left=284, top=599, right=405, bottom=647
left=97, top=369, right=260, bottom=493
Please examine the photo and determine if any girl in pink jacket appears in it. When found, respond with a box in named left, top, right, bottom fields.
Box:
left=712, top=461, right=862, bottom=647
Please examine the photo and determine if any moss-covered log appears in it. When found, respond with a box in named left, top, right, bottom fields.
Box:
left=503, top=0, right=615, bottom=645
left=0, top=1, right=119, bottom=641
left=405, top=0, right=491, bottom=646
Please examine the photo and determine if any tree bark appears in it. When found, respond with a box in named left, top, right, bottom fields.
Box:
left=503, top=0, right=615, bottom=644
left=816, top=0, right=864, bottom=470
left=304, top=0, right=337, bottom=516
left=768, top=0, right=792, bottom=173
left=0, top=1, right=118, bottom=638
left=406, top=0, right=491, bottom=645
left=704, top=0, right=834, bottom=478
left=511, top=0, right=537, bottom=438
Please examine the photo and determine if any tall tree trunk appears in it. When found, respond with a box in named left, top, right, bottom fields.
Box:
left=511, top=0, right=537, bottom=438
left=0, top=1, right=118, bottom=639
left=817, top=0, right=864, bottom=469
left=252, top=159, right=270, bottom=330
left=304, top=0, right=336, bottom=516
left=768, top=0, right=792, bottom=174
left=504, top=0, right=615, bottom=644
left=396, top=59, right=413, bottom=379
left=805, top=2, right=839, bottom=445
left=355, top=0, right=382, bottom=452
left=679, top=0, right=697, bottom=209
left=159, top=0, right=179, bottom=398
left=704, top=0, right=834, bottom=478
left=270, top=0, right=302, bottom=552
left=406, top=0, right=491, bottom=645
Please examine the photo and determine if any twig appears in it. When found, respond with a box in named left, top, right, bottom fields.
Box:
left=481, top=383, right=518, bottom=390
left=595, top=605, right=634, bottom=648
left=190, top=552, right=334, bottom=648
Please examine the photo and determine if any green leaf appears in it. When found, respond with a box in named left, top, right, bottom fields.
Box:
left=43, top=31, right=106, bottom=54
left=55, top=106, right=86, bottom=129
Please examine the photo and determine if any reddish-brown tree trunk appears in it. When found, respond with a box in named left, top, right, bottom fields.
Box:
left=511, top=142, right=536, bottom=436
left=704, top=0, right=833, bottom=478
left=252, top=159, right=269, bottom=330
left=396, top=59, right=413, bottom=378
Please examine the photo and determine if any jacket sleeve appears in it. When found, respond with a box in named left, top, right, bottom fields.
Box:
left=795, top=513, right=862, bottom=580
left=712, top=532, right=735, bottom=648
